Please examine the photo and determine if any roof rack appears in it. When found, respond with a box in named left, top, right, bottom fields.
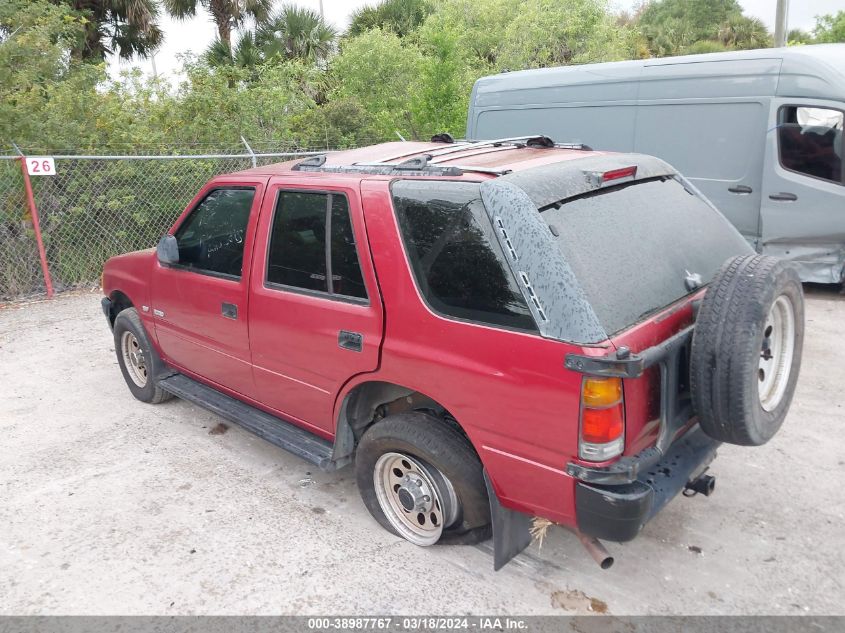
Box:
left=290, top=154, right=512, bottom=177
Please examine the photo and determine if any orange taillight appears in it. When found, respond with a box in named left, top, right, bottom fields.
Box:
left=579, top=377, right=625, bottom=461
left=582, top=377, right=623, bottom=408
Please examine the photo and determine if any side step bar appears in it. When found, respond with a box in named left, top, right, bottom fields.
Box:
left=158, top=373, right=343, bottom=471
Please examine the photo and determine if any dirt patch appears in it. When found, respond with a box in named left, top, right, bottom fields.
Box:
left=208, top=423, right=229, bottom=435
left=550, top=589, right=608, bottom=614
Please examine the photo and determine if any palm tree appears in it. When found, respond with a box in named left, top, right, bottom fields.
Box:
left=57, top=0, right=163, bottom=60
left=204, top=30, right=262, bottom=68
left=718, top=15, right=771, bottom=49
left=163, top=0, right=272, bottom=46
left=256, top=5, right=337, bottom=64
left=347, top=0, right=431, bottom=38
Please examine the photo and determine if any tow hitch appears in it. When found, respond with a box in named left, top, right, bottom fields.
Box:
left=684, top=473, right=716, bottom=497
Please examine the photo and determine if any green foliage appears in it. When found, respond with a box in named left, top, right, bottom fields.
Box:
left=47, top=0, right=163, bottom=60
left=348, top=0, right=433, bottom=38
left=256, top=5, right=337, bottom=64
left=787, top=29, right=814, bottom=46
left=330, top=29, right=423, bottom=139
left=637, top=0, right=773, bottom=56
left=163, top=0, right=273, bottom=43
left=813, top=12, right=845, bottom=43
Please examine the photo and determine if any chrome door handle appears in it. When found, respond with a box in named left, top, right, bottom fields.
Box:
left=221, top=302, right=238, bottom=319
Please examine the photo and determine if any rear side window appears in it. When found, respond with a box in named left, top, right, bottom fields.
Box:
left=267, top=191, right=367, bottom=300
left=778, top=105, right=843, bottom=184
left=174, top=188, right=255, bottom=278
left=391, top=180, right=537, bottom=332
left=541, top=177, right=750, bottom=334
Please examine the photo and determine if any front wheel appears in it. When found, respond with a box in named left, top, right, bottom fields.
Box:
left=355, top=412, right=491, bottom=546
left=113, top=308, right=173, bottom=404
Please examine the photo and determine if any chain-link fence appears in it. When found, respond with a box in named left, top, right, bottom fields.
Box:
left=0, top=150, right=326, bottom=301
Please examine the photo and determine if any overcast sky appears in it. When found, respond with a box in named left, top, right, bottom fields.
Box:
left=107, top=0, right=845, bottom=81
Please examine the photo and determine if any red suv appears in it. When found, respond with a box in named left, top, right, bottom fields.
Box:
left=101, top=137, right=804, bottom=569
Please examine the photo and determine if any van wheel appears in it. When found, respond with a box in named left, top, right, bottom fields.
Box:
left=113, top=308, right=173, bottom=404
left=355, top=412, right=491, bottom=546
left=690, top=254, right=804, bottom=446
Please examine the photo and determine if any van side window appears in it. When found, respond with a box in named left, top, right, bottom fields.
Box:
left=266, top=191, right=367, bottom=301
left=174, top=188, right=255, bottom=278
left=391, top=180, right=537, bottom=332
left=778, top=106, right=844, bottom=185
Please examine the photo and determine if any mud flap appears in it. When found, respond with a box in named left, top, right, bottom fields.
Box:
left=483, top=470, right=532, bottom=570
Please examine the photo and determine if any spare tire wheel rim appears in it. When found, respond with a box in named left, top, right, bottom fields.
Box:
left=121, top=331, right=148, bottom=388
left=758, top=294, right=795, bottom=412
left=373, top=451, right=458, bottom=546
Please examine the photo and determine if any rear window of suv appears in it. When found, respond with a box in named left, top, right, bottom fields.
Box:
left=540, top=176, right=751, bottom=334
left=391, top=180, right=537, bottom=332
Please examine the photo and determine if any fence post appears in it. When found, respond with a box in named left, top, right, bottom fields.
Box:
left=240, top=136, right=257, bottom=168
left=18, top=157, right=54, bottom=298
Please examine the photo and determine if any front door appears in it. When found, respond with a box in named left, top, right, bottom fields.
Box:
left=151, top=178, right=265, bottom=396
left=761, top=99, right=845, bottom=281
left=247, top=180, right=383, bottom=436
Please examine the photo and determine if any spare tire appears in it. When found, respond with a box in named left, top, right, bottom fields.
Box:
left=690, top=254, right=804, bottom=446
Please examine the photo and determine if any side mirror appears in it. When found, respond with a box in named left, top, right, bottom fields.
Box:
left=156, top=234, right=179, bottom=266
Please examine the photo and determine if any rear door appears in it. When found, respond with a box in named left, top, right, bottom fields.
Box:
left=760, top=99, right=845, bottom=281
left=248, top=177, right=383, bottom=435
left=151, top=177, right=265, bottom=397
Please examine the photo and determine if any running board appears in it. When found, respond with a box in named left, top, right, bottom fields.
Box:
left=158, top=373, right=342, bottom=471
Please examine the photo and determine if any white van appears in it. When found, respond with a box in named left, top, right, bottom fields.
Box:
left=466, top=45, right=845, bottom=283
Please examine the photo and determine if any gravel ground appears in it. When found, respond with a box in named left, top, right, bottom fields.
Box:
left=1, top=288, right=843, bottom=615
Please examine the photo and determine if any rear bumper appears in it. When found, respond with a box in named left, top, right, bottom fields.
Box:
left=574, top=425, right=719, bottom=542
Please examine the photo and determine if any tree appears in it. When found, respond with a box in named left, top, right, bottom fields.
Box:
left=163, top=0, right=272, bottom=46
left=256, top=5, right=337, bottom=64
left=330, top=29, right=424, bottom=139
left=718, top=15, right=771, bottom=50
left=417, top=0, right=634, bottom=70
left=348, top=0, right=432, bottom=38
left=813, top=11, right=845, bottom=43
left=787, top=28, right=813, bottom=45
left=638, top=0, right=744, bottom=56
left=52, top=0, right=163, bottom=60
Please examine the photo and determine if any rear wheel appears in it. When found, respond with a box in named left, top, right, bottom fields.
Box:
left=356, top=412, right=491, bottom=546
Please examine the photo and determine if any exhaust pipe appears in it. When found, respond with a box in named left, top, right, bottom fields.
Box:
left=576, top=531, right=614, bottom=569
left=685, top=474, right=716, bottom=497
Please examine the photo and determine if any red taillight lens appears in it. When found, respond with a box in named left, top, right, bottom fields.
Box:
left=579, top=377, right=625, bottom=461
left=582, top=404, right=624, bottom=444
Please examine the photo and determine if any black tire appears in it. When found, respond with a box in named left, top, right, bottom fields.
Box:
left=690, top=254, right=804, bottom=446
left=113, top=308, right=173, bottom=404
left=355, top=412, right=491, bottom=546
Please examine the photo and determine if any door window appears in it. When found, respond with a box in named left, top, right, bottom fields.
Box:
left=266, top=191, right=367, bottom=301
left=778, top=106, right=844, bottom=184
left=174, top=188, right=255, bottom=278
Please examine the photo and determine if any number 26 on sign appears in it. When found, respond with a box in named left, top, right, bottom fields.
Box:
left=25, top=157, right=56, bottom=176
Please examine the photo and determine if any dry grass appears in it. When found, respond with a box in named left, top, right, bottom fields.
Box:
left=530, top=517, right=554, bottom=549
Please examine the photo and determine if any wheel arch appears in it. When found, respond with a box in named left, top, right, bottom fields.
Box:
left=332, top=379, right=474, bottom=463
left=106, top=289, right=134, bottom=326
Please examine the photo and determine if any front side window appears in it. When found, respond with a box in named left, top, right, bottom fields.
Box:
left=778, top=105, right=844, bottom=184
left=174, top=188, right=255, bottom=278
left=391, top=180, right=537, bottom=332
left=267, top=191, right=367, bottom=300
